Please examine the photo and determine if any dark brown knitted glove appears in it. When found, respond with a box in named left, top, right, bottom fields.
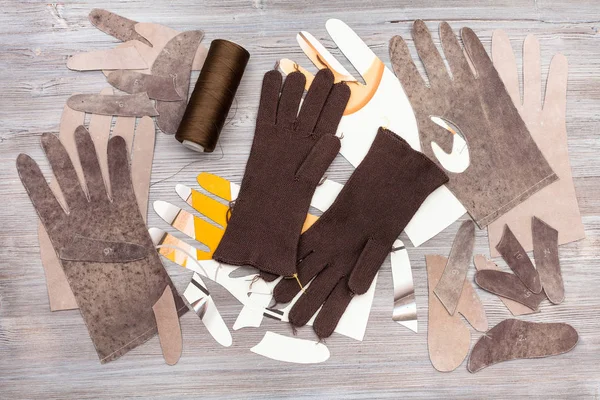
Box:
left=213, top=69, right=350, bottom=277
left=273, top=127, right=449, bottom=338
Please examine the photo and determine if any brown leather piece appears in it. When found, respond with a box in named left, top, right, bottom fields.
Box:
left=532, top=217, right=564, bottom=304
left=487, top=32, right=585, bottom=257
left=107, top=70, right=182, bottom=101
left=151, top=31, right=204, bottom=134
left=89, top=9, right=151, bottom=46
left=426, top=255, right=487, bottom=372
left=475, top=270, right=545, bottom=311
left=473, top=254, right=535, bottom=315
left=388, top=21, right=557, bottom=228
left=468, top=319, right=578, bottom=372
left=67, top=93, right=158, bottom=117
left=496, top=225, right=542, bottom=293
left=17, top=129, right=186, bottom=363
left=434, top=220, right=475, bottom=315
left=153, top=286, right=183, bottom=365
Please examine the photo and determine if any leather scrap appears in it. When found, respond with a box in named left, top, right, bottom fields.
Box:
left=107, top=70, right=182, bottom=101
left=475, top=270, right=545, bottom=311
left=67, top=93, right=159, bottom=117
left=496, top=225, right=542, bottom=293
left=151, top=30, right=204, bottom=134
left=153, top=286, right=183, bottom=365
left=468, top=319, right=578, bottom=372
left=434, top=220, right=475, bottom=315
left=89, top=8, right=151, bottom=46
left=473, top=255, right=535, bottom=316
left=532, top=216, right=564, bottom=304
left=67, top=47, right=147, bottom=71
left=426, top=255, right=487, bottom=372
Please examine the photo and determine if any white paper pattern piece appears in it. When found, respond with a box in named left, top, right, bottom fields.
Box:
left=182, top=273, right=233, bottom=347
left=250, top=332, right=330, bottom=364
left=283, top=19, right=466, bottom=247
left=390, top=240, right=418, bottom=333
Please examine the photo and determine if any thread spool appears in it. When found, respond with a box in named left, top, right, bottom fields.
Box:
left=176, top=39, right=250, bottom=152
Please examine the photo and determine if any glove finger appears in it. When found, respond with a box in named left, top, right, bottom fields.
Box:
left=88, top=88, right=114, bottom=197
left=491, top=30, right=521, bottom=106
left=108, top=135, right=135, bottom=203
left=74, top=126, right=107, bottom=202
left=313, top=278, right=354, bottom=338
left=523, top=35, right=542, bottom=111
left=177, top=184, right=229, bottom=227
left=412, top=20, right=451, bottom=88
left=42, top=133, right=87, bottom=207
left=113, top=116, right=135, bottom=155
left=314, top=82, right=350, bottom=135
left=276, top=71, right=305, bottom=129
left=543, top=53, right=568, bottom=122
left=439, top=22, right=472, bottom=83
left=388, top=35, right=427, bottom=99
left=279, top=59, right=314, bottom=90
left=89, top=9, right=151, bottom=46
left=461, top=27, right=495, bottom=79
left=131, top=116, right=155, bottom=220
left=347, top=238, right=390, bottom=295
left=17, top=152, right=67, bottom=232
left=295, top=135, right=340, bottom=186
left=257, top=70, right=282, bottom=126
left=288, top=266, right=343, bottom=327
left=295, top=68, right=335, bottom=132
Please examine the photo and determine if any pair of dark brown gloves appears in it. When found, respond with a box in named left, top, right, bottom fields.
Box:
left=213, top=67, right=449, bottom=338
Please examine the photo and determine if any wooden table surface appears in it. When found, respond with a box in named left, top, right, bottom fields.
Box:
left=1, top=1, right=599, bottom=398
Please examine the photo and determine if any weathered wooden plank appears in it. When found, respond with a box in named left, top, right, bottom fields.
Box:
left=0, top=1, right=599, bottom=399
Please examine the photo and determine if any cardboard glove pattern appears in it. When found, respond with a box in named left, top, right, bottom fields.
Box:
left=213, top=69, right=350, bottom=277
left=17, top=128, right=185, bottom=363
left=273, top=128, right=449, bottom=338
left=389, top=21, right=557, bottom=228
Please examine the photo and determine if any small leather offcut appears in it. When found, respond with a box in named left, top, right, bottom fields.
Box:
left=468, top=319, right=578, bottom=372
left=388, top=21, right=557, bottom=228
left=59, top=236, right=148, bottom=262
left=532, top=217, right=564, bottom=304
left=496, top=224, right=542, bottom=293
left=89, top=8, right=151, bottom=46
left=67, top=47, right=147, bottom=71
left=153, top=286, right=183, bottom=366
left=433, top=220, right=475, bottom=315
left=67, top=93, right=158, bottom=117
left=426, top=255, right=487, bottom=372
left=152, top=30, right=204, bottom=134
left=475, top=270, right=545, bottom=311
left=473, top=254, right=535, bottom=316
left=107, top=70, right=182, bottom=101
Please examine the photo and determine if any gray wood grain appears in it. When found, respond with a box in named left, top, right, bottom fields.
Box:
left=1, top=1, right=599, bottom=398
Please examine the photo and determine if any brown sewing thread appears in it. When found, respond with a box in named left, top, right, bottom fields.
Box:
left=176, top=39, right=250, bottom=153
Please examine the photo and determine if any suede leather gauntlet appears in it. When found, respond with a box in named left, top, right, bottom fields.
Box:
left=389, top=21, right=557, bottom=228
left=213, top=69, right=350, bottom=277
left=17, top=128, right=185, bottom=363
left=273, top=128, right=449, bottom=338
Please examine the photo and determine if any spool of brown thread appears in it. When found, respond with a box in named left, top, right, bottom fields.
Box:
left=176, top=39, right=250, bottom=152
